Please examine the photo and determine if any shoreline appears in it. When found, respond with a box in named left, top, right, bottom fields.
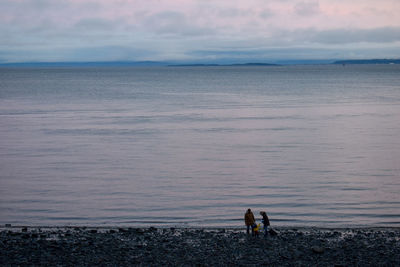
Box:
left=1, top=226, right=399, bottom=266
left=2, top=224, right=400, bottom=232
left=2, top=224, right=400, bottom=231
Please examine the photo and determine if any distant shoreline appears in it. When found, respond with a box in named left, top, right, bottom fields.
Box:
left=168, top=63, right=279, bottom=67
left=333, top=59, right=400, bottom=65
left=0, top=59, right=399, bottom=67
left=2, top=225, right=400, bottom=231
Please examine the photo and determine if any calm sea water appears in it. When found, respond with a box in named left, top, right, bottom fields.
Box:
left=0, top=65, right=399, bottom=228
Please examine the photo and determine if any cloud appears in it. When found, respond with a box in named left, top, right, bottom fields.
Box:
left=217, top=7, right=253, bottom=18
left=294, top=1, right=321, bottom=16
left=0, top=45, right=154, bottom=63
left=63, top=46, right=154, bottom=61
left=73, top=18, right=118, bottom=32
left=293, top=27, right=400, bottom=44
left=1, top=0, right=400, bottom=62
left=141, top=11, right=216, bottom=37
left=258, top=8, right=274, bottom=19
left=187, top=44, right=400, bottom=62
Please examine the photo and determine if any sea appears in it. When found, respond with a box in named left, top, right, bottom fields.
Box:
left=0, top=65, right=399, bottom=228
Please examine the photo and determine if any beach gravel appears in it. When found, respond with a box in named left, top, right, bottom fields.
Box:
left=1, top=227, right=399, bottom=266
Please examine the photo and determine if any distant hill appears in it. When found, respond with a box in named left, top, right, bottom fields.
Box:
left=168, top=64, right=220, bottom=67
left=2, top=59, right=399, bottom=67
left=230, top=63, right=279, bottom=66
left=333, top=59, right=400, bottom=65
left=1, top=61, right=279, bottom=67
left=169, top=62, right=279, bottom=67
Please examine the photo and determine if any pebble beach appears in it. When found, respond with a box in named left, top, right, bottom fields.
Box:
left=1, top=226, right=399, bottom=266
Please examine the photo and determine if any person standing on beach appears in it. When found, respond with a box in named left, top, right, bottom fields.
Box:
left=244, top=209, right=255, bottom=235
left=260, top=211, right=270, bottom=237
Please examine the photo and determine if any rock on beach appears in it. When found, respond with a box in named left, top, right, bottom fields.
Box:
left=0, top=227, right=399, bottom=266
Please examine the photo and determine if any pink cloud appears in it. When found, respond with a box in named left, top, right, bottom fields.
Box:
left=2, top=0, right=399, bottom=31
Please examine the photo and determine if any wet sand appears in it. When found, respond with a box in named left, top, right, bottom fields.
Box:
left=1, top=226, right=399, bottom=266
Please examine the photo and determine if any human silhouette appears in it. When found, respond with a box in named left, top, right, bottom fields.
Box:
left=244, top=208, right=255, bottom=235
left=260, top=211, right=270, bottom=236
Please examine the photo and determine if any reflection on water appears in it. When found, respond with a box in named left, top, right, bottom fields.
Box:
left=0, top=65, right=400, bottom=227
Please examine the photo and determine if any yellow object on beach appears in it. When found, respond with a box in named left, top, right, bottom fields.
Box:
left=254, top=223, right=261, bottom=232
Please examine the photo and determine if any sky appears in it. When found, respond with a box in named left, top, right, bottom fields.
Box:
left=1, top=0, right=399, bottom=63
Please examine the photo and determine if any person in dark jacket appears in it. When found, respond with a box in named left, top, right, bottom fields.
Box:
left=244, top=209, right=255, bottom=235
left=260, top=211, right=270, bottom=236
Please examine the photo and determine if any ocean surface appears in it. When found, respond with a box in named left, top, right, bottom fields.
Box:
left=0, top=65, right=399, bottom=228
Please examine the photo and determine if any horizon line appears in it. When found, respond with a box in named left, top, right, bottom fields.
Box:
left=1, top=58, right=399, bottom=67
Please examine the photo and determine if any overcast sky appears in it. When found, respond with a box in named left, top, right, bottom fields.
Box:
left=1, top=0, right=399, bottom=63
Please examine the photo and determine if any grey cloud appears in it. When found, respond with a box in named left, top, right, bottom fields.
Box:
left=296, top=27, right=400, bottom=44
left=294, top=1, right=320, bottom=16
left=0, top=45, right=154, bottom=63
left=187, top=45, right=400, bottom=62
left=189, top=49, right=268, bottom=57
left=217, top=8, right=252, bottom=18
left=0, top=0, right=98, bottom=11
left=73, top=18, right=119, bottom=32
left=186, top=48, right=334, bottom=63
left=259, top=9, right=274, bottom=19
left=0, top=0, right=70, bottom=17
left=0, top=0, right=101, bottom=30
left=63, top=46, right=154, bottom=61
left=0, top=0, right=399, bottom=63
left=142, top=11, right=216, bottom=37
left=0, top=0, right=58, bottom=9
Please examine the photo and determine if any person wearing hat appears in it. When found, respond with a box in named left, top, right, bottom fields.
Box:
left=244, top=208, right=255, bottom=235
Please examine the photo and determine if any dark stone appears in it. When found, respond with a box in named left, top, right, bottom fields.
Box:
left=90, top=229, right=97, bottom=234
left=22, top=233, right=30, bottom=239
left=135, top=228, right=144, bottom=234
left=21, top=227, right=28, bottom=232
left=5, top=224, right=11, bottom=227
left=312, top=246, right=325, bottom=254
left=0, top=228, right=399, bottom=266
